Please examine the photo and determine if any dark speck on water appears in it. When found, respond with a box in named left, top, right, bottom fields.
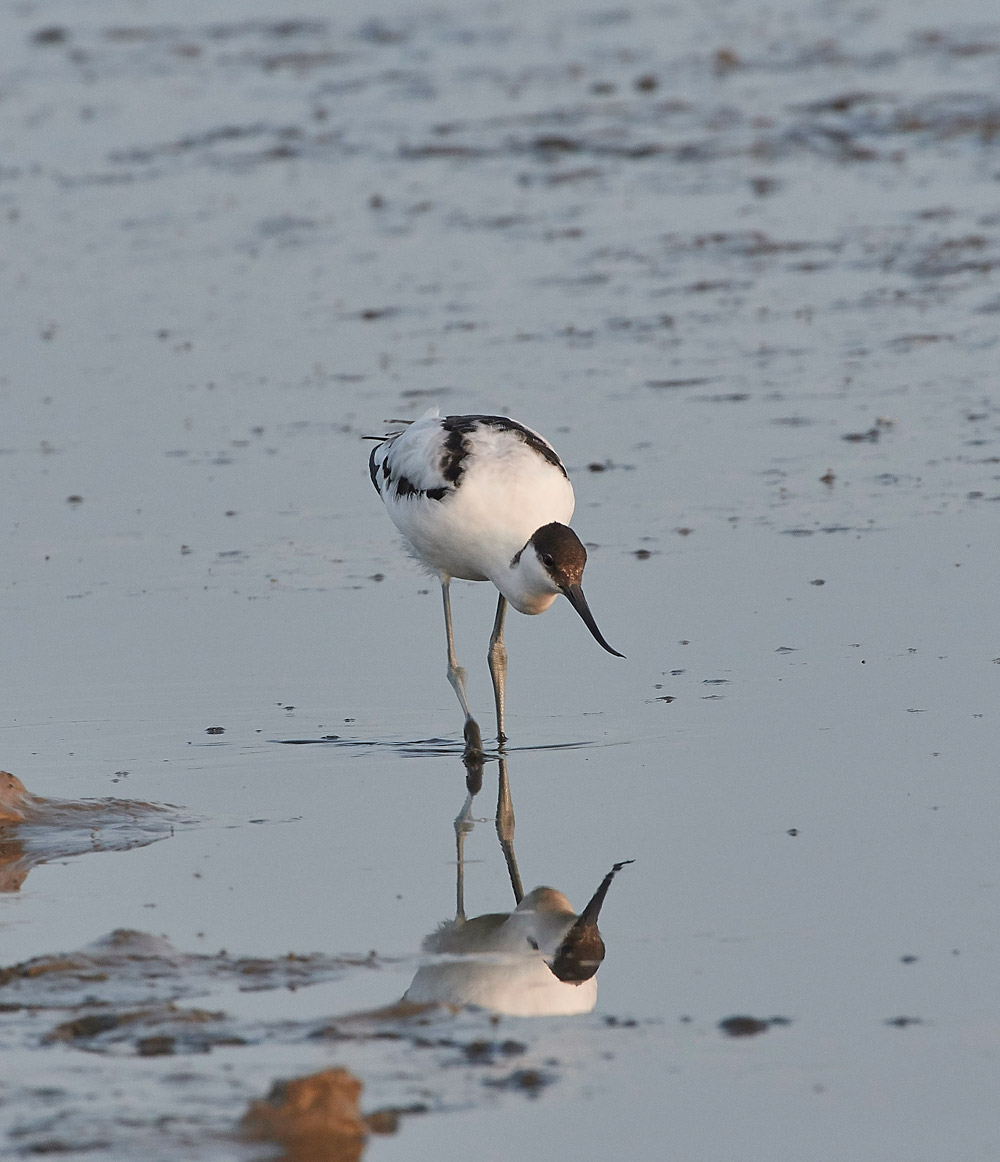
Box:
left=31, top=26, right=68, bottom=44
left=484, top=1068, right=553, bottom=1094
left=719, top=1016, right=792, bottom=1037
left=718, top=1016, right=770, bottom=1037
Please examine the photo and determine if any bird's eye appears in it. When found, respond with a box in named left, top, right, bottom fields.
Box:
left=542, top=555, right=555, bottom=569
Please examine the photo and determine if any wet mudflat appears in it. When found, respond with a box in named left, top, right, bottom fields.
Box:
left=2, top=0, right=1000, bottom=1156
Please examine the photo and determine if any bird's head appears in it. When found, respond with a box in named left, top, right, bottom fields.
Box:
left=516, top=523, right=624, bottom=657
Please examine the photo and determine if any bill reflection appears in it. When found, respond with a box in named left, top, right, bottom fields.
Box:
left=403, top=754, right=632, bottom=1017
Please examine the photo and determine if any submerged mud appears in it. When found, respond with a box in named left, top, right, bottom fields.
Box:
left=0, top=926, right=645, bottom=1158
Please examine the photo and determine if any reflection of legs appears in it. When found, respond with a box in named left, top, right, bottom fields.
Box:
left=455, top=753, right=485, bottom=924
left=487, top=593, right=508, bottom=749
left=442, top=580, right=483, bottom=755
left=496, top=753, right=523, bottom=905
left=454, top=792, right=475, bottom=924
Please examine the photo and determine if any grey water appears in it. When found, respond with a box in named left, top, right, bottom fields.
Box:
left=2, top=0, right=1000, bottom=1157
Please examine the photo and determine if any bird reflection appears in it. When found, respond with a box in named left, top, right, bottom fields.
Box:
left=403, top=754, right=631, bottom=1016
left=0, top=770, right=189, bottom=892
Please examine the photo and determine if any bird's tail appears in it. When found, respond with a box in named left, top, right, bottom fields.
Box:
left=363, top=405, right=439, bottom=442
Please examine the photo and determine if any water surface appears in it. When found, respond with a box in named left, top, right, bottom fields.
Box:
left=2, top=0, right=999, bottom=1157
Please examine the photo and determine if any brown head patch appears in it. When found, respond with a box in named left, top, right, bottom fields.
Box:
left=530, top=522, right=587, bottom=585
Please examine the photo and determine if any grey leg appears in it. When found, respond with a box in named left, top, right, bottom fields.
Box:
left=442, top=579, right=483, bottom=755
left=487, top=593, right=508, bottom=749
left=454, top=790, right=475, bottom=924
left=496, top=753, right=523, bottom=905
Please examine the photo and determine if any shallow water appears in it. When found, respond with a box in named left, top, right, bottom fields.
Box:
left=3, top=0, right=1000, bottom=1156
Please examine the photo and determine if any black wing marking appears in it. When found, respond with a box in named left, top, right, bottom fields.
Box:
left=368, top=442, right=384, bottom=493
left=371, top=414, right=563, bottom=504
left=370, top=435, right=450, bottom=503
left=439, top=415, right=568, bottom=487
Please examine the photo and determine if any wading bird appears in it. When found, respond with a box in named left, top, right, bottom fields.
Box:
left=369, top=410, right=623, bottom=754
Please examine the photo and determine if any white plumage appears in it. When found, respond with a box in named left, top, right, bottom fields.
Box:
left=403, top=887, right=599, bottom=1017
left=404, top=859, right=633, bottom=1016
left=369, top=409, right=622, bottom=754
